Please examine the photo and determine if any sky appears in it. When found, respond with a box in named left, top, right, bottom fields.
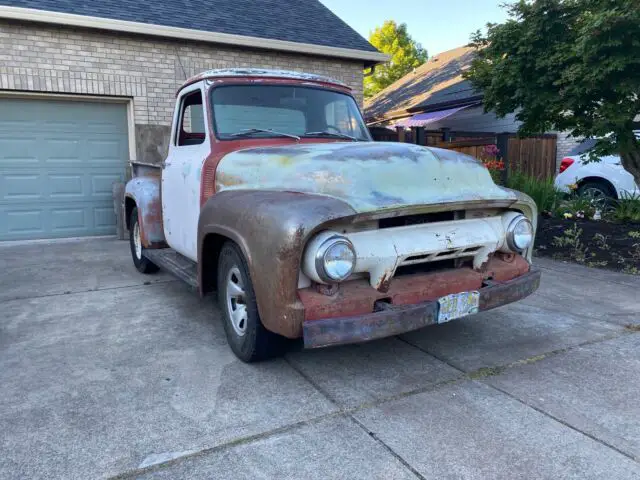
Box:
left=319, top=0, right=510, bottom=56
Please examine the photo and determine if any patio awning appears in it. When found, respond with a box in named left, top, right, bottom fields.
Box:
left=392, top=104, right=475, bottom=128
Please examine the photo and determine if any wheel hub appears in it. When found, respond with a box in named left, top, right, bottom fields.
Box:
left=133, top=222, right=142, bottom=259
left=226, top=266, right=248, bottom=336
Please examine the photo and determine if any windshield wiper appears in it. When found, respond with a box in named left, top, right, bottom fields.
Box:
left=303, top=131, right=358, bottom=141
left=229, top=128, right=300, bottom=140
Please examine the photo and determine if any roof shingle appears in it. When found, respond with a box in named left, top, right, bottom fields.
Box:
left=0, top=0, right=378, bottom=53
left=364, top=46, right=480, bottom=122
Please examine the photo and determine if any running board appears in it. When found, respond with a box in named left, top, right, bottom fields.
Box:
left=143, top=248, right=198, bottom=290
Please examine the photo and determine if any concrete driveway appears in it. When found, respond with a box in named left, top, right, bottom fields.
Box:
left=1, top=238, right=639, bottom=479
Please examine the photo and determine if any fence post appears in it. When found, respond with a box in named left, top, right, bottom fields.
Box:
left=496, top=133, right=510, bottom=185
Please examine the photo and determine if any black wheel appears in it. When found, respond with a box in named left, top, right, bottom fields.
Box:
left=129, top=207, right=159, bottom=274
left=578, top=180, right=617, bottom=202
left=217, top=242, right=287, bottom=362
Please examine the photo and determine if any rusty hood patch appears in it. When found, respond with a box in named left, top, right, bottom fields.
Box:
left=215, top=142, right=517, bottom=213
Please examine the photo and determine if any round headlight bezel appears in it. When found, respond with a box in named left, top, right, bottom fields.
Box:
left=314, top=235, right=356, bottom=283
left=506, top=215, right=534, bottom=252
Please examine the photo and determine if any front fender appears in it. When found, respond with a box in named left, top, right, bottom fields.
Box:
left=198, top=190, right=356, bottom=338
left=125, top=176, right=166, bottom=247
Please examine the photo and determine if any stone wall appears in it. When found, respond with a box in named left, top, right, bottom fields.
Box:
left=0, top=20, right=365, bottom=162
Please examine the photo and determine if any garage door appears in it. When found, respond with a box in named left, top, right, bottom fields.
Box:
left=0, top=97, right=128, bottom=241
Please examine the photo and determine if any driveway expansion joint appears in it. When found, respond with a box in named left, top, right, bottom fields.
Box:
left=0, top=278, right=176, bottom=304
left=485, top=381, right=640, bottom=464
left=349, top=416, right=427, bottom=480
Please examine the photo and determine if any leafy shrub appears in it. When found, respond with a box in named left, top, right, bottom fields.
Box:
left=609, top=193, right=640, bottom=223
left=555, top=195, right=598, bottom=220
left=552, top=223, right=587, bottom=263
left=506, top=172, right=561, bottom=213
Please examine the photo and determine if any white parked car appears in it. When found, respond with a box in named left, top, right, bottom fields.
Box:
left=555, top=138, right=639, bottom=200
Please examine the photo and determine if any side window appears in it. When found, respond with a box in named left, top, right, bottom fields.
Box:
left=325, top=99, right=363, bottom=137
left=176, top=90, right=205, bottom=146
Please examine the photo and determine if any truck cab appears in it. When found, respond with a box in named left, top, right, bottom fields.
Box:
left=125, top=68, right=540, bottom=362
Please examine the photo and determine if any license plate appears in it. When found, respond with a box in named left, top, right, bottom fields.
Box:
left=437, top=291, right=480, bottom=323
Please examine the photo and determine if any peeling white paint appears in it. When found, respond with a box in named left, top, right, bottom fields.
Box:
left=303, top=216, right=508, bottom=289
left=187, top=68, right=347, bottom=88
left=217, top=142, right=517, bottom=214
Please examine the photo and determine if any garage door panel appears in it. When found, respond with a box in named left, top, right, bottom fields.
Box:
left=48, top=174, right=85, bottom=198
left=94, top=206, right=118, bottom=228
left=1, top=201, right=119, bottom=239
left=5, top=209, right=45, bottom=236
left=43, top=138, right=82, bottom=163
left=91, top=173, right=122, bottom=197
left=88, top=139, right=126, bottom=162
left=0, top=137, right=39, bottom=163
left=51, top=207, right=86, bottom=231
left=3, top=174, right=43, bottom=200
left=0, top=98, right=127, bottom=240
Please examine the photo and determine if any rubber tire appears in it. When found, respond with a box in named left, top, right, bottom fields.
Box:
left=578, top=180, right=617, bottom=200
left=217, top=241, right=287, bottom=362
left=129, top=207, right=160, bottom=274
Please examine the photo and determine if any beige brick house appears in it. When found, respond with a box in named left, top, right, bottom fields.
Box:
left=0, top=0, right=385, bottom=240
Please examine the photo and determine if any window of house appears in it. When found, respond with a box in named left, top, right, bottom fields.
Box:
left=176, top=90, right=205, bottom=146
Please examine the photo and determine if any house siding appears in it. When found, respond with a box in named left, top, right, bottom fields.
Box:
left=0, top=20, right=365, bottom=163
left=426, top=107, right=520, bottom=135
left=428, top=106, right=578, bottom=168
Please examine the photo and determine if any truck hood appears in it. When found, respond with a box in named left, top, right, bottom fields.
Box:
left=215, top=142, right=517, bottom=213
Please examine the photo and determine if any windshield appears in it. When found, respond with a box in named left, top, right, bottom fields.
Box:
left=211, top=85, right=371, bottom=141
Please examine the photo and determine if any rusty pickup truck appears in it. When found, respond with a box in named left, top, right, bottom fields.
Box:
left=125, top=68, right=541, bottom=362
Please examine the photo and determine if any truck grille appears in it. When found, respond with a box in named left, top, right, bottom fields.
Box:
left=378, top=211, right=459, bottom=229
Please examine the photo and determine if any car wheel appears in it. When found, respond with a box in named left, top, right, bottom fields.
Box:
left=217, top=241, right=287, bottom=362
left=129, top=207, right=159, bottom=274
left=578, top=180, right=617, bottom=202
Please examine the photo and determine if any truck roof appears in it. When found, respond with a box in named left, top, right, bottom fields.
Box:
left=179, top=68, right=349, bottom=92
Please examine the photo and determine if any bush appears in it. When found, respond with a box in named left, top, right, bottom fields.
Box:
left=554, top=195, right=598, bottom=220
left=609, top=193, right=640, bottom=223
left=506, top=172, right=561, bottom=213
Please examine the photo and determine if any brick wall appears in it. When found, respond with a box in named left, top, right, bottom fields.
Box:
left=0, top=20, right=365, bottom=161
left=555, top=131, right=582, bottom=166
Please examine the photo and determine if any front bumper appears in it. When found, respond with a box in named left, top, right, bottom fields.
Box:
left=302, top=267, right=541, bottom=349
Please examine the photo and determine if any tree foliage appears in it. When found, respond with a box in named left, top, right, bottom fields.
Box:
left=364, top=20, right=428, bottom=98
left=464, top=0, right=640, bottom=185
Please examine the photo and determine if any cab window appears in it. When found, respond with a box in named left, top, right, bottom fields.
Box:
left=176, top=90, right=205, bottom=146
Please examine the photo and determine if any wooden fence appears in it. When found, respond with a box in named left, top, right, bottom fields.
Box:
left=369, top=128, right=558, bottom=180
left=432, top=138, right=495, bottom=159
left=507, top=135, right=557, bottom=180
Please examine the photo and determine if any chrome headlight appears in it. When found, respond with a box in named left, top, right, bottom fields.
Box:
left=315, top=236, right=356, bottom=282
left=506, top=215, right=534, bottom=252
left=303, top=232, right=356, bottom=284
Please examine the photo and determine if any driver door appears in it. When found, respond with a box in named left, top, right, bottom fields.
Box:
left=162, top=83, right=208, bottom=261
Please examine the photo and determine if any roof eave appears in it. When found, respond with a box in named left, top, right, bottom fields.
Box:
left=406, top=95, right=484, bottom=114
left=0, top=5, right=389, bottom=64
left=365, top=96, right=484, bottom=125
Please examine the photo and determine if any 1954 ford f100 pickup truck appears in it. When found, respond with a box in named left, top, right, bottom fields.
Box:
left=125, top=68, right=541, bottom=362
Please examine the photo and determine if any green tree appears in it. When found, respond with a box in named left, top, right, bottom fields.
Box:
left=365, top=20, right=428, bottom=98
left=464, top=0, right=640, bottom=185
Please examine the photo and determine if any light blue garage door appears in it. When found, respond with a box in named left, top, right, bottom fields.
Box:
left=0, top=97, right=128, bottom=240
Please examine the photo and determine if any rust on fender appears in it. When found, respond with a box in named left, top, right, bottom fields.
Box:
left=198, top=190, right=356, bottom=338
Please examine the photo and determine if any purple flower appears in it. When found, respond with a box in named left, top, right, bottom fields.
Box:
left=483, top=144, right=500, bottom=157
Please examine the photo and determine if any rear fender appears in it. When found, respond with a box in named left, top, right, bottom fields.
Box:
left=125, top=176, right=166, bottom=248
